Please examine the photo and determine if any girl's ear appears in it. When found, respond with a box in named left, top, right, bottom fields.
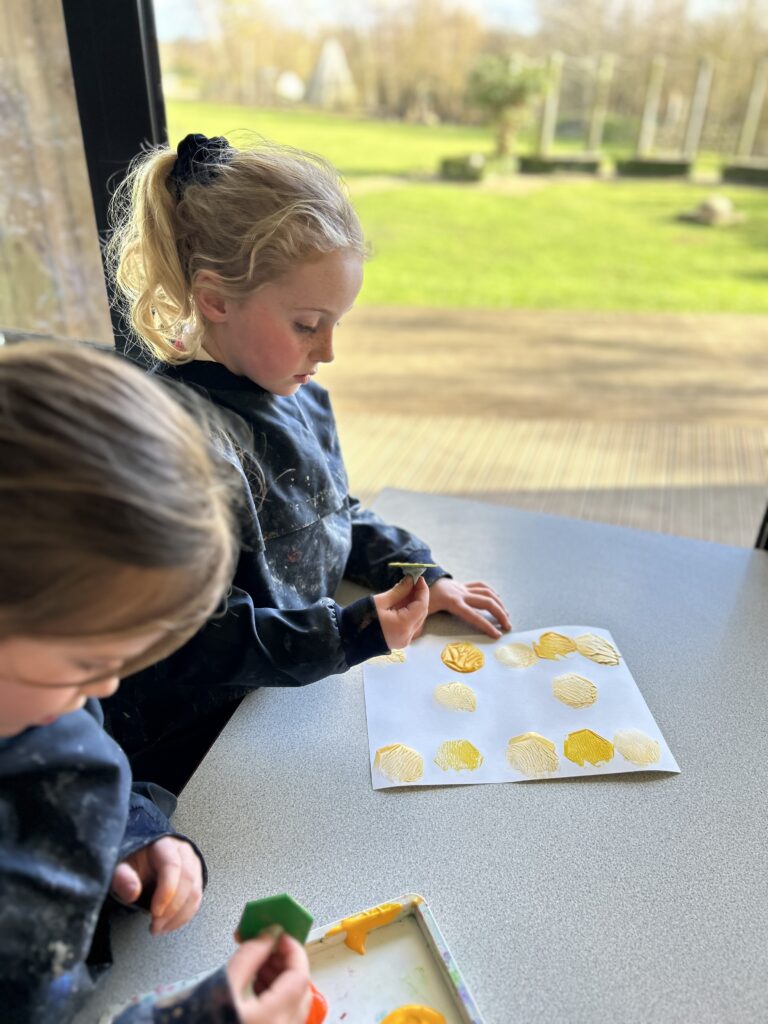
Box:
left=195, top=272, right=230, bottom=323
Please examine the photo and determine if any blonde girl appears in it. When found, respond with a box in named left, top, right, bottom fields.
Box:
left=105, top=133, right=509, bottom=789
left=0, top=341, right=310, bottom=1024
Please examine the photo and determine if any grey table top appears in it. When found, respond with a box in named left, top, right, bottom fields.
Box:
left=80, top=489, right=768, bottom=1024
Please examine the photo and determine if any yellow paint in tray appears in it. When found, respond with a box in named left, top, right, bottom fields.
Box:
left=326, top=901, right=403, bottom=954
left=381, top=1007, right=447, bottom=1024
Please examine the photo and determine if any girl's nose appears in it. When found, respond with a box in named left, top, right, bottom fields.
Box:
left=313, top=331, right=335, bottom=364
left=87, top=675, right=120, bottom=700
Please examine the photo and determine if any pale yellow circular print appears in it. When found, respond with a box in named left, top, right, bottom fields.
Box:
left=433, top=682, right=477, bottom=712
left=374, top=743, right=424, bottom=783
left=494, top=642, right=538, bottom=668
left=370, top=648, right=406, bottom=665
left=552, top=673, right=598, bottom=708
left=506, top=732, right=559, bottom=778
left=614, top=728, right=660, bottom=765
left=441, top=641, right=485, bottom=673
left=575, top=633, right=620, bottom=665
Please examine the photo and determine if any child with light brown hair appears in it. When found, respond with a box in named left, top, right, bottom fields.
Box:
left=105, top=133, right=510, bottom=790
left=0, top=341, right=311, bottom=1024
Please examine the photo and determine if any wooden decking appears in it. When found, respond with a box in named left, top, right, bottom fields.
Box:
left=321, top=308, right=768, bottom=547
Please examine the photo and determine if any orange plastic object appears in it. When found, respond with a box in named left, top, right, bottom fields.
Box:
left=305, top=982, right=328, bottom=1024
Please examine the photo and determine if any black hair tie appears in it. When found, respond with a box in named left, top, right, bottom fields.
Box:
left=168, top=133, right=232, bottom=200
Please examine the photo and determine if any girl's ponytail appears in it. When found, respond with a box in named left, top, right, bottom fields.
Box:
left=107, top=149, right=196, bottom=362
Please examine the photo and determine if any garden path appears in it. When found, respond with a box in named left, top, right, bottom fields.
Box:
left=323, top=307, right=768, bottom=546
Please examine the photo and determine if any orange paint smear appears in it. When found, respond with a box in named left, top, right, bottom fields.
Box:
left=305, top=982, right=328, bottom=1024
left=325, top=901, right=402, bottom=954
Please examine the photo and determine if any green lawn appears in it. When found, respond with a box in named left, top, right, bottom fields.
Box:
left=167, top=100, right=490, bottom=177
left=352, top=178, right=768, bottom=312
left=167, top=101, right=768, bottom=313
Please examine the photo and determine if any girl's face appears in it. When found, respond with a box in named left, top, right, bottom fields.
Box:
left=201, top=249, right=364, bottom=395
left=0, top=630, right=167, bottom=737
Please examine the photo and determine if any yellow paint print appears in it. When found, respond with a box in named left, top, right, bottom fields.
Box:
left=575, top=633, right=620, bottom=665
left=434, top=739, right=484, bottom=772
left=564, top=728, right=614, bottom=767
left=433, top=682, right=477, bottom=712
left=494, top=642, right=538, bottom=668
left=506, top=732, right=559, bottom=778
left=381, top=1007, right=447, bottom=1024
left=533, top=631, right=577, bottom=660
left=370, top=648, right=407, bottom=664
left=614, top=728, right=660, bottom=765
left=326, top=901, right=402, bottom=955
left=552, top=673, right=598, bottom=708
left=374, top=743, right=424, bottom=784
left=440, top=641, right=485, bottom=673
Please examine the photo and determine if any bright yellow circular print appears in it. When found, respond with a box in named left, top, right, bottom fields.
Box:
left=434, top=739, right=484, bottom=772
left=564, top=728, right=614, bottom=767
left=441, top=641, right=485, bottom=673
left=533, top=632, right=577, bottom=660
left=381, top=1008, right=446, bottom=1024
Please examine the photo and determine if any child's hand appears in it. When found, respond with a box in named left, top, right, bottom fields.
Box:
left=227, top=934, right=311, bottom=1024
left=373, top=576, right=429, bottom=650
left=427, top=578, right=511, bottom=639
left=110, top=836, right=204, bottom=936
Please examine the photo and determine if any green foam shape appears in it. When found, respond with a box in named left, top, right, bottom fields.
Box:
left=237, top=893, right=314, bottom=944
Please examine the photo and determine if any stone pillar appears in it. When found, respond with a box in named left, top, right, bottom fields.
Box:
left=586, top=54, right=615, bottom=153
left=682, top=58, right=714, bottom=160
left=636, top=55, right=666, bottom=158
left=538, top=52, right=564, bottom=157
left=737, top=56, right=768, bottom=160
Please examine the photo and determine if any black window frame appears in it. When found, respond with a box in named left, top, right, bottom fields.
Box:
left=62, top=0, right=167, bottom=348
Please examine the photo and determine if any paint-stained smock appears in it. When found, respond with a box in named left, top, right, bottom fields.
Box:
left=0, top=700, right=230, bottom=1023
left=103, top=361, right=447, bottom=767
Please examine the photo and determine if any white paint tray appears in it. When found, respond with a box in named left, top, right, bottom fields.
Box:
left=307, top=893, right=485, bottom=1023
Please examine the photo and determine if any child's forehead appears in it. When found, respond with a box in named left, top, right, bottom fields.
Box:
left=272, top=251, right=363, bottom=306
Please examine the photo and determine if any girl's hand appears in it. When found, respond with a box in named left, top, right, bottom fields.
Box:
left=427, top=578, right=512, bottom=639
left=110, top=835, right=204, bottom=936
left=228, top=934, right=312, bottom=1024
left=373, top=576, right=429, bottom=650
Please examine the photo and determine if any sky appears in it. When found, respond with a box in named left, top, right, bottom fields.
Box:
left=153, top=0, right=731, bottom=42
left=154, top=0, right=550, bottom=40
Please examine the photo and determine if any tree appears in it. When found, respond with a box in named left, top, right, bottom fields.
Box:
left=466, top=55, right=544, bottom=156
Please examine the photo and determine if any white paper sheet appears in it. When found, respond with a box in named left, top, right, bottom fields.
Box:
left=363, top=625, right=680, bottom=788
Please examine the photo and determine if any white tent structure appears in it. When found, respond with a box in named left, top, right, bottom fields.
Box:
left=306, top=38, right=357, bottom=109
